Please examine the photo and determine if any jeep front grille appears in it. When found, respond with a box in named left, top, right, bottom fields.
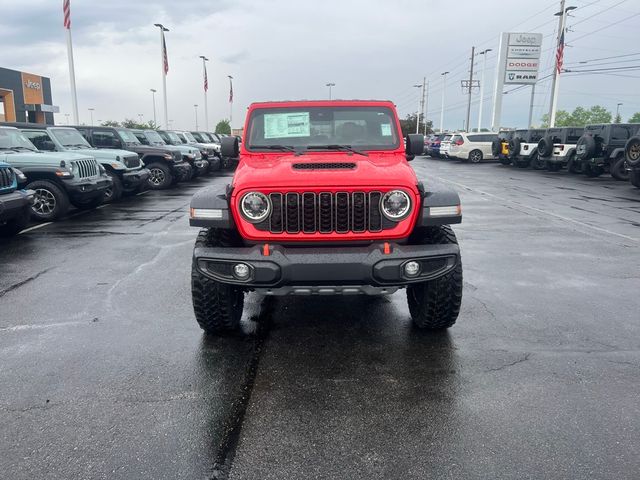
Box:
left=0, top=167, right=15, bottom=189
left=123, top=155, right=141, bottom=169
left=73, top=159, right=99, bottom=179
left=263, top=191, right=387, bottom=234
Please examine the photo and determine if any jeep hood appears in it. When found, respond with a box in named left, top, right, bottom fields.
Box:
left=233, top=153, right=418, bottom=190
left=1, top=150, right=94, bottom=166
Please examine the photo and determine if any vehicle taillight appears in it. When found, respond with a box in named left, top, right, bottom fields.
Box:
left=455, top=139, right=464, bottom=146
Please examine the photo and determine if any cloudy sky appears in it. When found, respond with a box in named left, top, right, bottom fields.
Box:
left=1, top=0, right=638, bottom=131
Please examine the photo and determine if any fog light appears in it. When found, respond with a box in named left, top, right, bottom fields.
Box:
left=404, top=261, right=421, bottom=277
left=233, top=263, right=251, bottom=280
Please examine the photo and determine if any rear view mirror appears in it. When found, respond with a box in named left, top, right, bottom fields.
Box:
left=221, top=136, right=239, bottom=158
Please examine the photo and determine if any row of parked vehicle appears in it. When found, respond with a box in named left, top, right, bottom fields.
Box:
left=424, top=123, right=640, bottom=189
left=0, top=123, right=236, bottom=237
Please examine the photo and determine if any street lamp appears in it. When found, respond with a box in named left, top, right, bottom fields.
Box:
left=440, top=72, right=449, bottom=133
left=150, top=89, right=157, bottom=126
left=88, top=108, right=95, bottom=125
left=194, top=104, right=199, bottom=130
left=326, top=82, right=336, bottom=100
left=138, top=113, right=144, bottom=124
left=154, top=23, right=170, bottom=128
left=477, top=49, right=492, bottom=131
left=64, top=113, right=70, bottom=125
left=616, top=102, right=623, bottom=120
left=413, top=83, right=423, bottom=134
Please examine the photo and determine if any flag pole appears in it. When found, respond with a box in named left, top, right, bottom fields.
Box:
left=200, top=56, right=209, bottom=131
left=154, top=23, right=169, bottom=129
left=63, top=0, right=79, bottom=124
left=549, top=0, right=568, bottom=128
left=228, top=75, right=233, bottom=127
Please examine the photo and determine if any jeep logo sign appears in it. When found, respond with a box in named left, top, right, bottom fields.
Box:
left=509, top=33, right=543, bottom=47
left=24, top=80, right=41, bottom=90
left=502, top=32, right=543, bottom=85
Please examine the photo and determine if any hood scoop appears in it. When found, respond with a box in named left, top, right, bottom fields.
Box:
left=292, top=162, right=356, bottom=170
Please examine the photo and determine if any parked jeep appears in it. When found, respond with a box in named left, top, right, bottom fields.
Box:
left=73, top=126, right=190, bottom=189
left=6, top=123, right=150, bottom=202
left=537, top=127, right=584, bottom=172
left=0, top=163, right=34, bottom=237
left=132, top=129, right=206, bottom=179
left=174, top=130, right=223, bottom=172
left=575, top=123, right=640, bottom=180
left=491, top=130, right=514, bottom=165
left=624, top=134, right=640, bottom=188
left=507, top=128, right=545, bottom=168
left=0, top=126, right=111, bottom=220
left=188, top=100, right=463, bottom=335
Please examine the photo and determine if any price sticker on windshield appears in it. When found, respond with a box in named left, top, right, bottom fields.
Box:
left=264, top=112, right=310, bottom=138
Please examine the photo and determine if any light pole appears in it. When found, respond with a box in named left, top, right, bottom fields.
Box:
left=548, top=3, right=577, bottom=127
left=150, top=89, right=157, bottom=126
left=326, top=82, right=335, bottom=100
left=194, top=104, right=199, bottom=130
left=88, top=108, right=94, bottom=125
left=154, top=23, right=170, bottom=128
left=64, top=113, right=70, bottom=125
left=440, top=72, right=449, bottom=133
left=413, top=83, right=423, bottom=134
left=477, top=49, right=492, bottom=131
left=199, top=56, right=209, bottom=131
left=616, top=102, right=623, bottom=122
left=138, top=113, right=144, bottom=125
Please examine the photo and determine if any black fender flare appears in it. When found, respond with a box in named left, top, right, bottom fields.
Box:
left=189, top=184, right=235, bottom=228
left=415, top=181, right=462, bottom=227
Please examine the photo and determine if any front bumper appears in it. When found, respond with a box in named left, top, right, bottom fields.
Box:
left=63, top=175, right=112, bottom=201
left=195, top=160, right=209, bottom=173
left=194, top=242, right=460, bottom=292
left=122, top=168, right=150, bottom=189
left=0, top=189, right=34, bottom=222
left=171, top=161, right=192, bottom=178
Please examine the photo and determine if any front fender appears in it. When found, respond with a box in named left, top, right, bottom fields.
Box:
left=189, top=184, right=235, bottom=228
left=415, top=181, right=462, bottom=227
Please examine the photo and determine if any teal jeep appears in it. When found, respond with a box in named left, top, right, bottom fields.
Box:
left=0, top=162, right=33, bottom=236
left=0, top=126, right=111, bottom=221
left=13, top=124, right=150, bottom=202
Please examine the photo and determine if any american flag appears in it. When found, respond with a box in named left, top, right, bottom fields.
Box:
left=203, top=63, right=208, bottom=92
left=228, top=76, right=233, bottom=103
left=63, top=0, right=71, bottom=29
left=162, top=30, right=169, bottom=75
left=556, top=29, right=565, bottom=74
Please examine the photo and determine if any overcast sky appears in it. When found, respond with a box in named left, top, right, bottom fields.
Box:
left=0, top=0, right=638, bottom=131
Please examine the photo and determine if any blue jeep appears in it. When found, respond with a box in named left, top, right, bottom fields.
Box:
left=0, top=162, right=34, bottom=237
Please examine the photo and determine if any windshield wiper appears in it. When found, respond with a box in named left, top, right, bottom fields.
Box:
left=259, top=145, right=299, bottom=153
left=306, top=144, right=369, bottom=157
left=11, top=146, right=37, bottom=152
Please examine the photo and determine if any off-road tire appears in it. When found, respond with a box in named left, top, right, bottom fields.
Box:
left=610, top=155, right=629, bottom=181
left=407, top=225, right=463, bottom=331
left=0, top=205, right=31, bottom=237
left=567, top=153, right=583, bottom=174
left=146, top=162, right=173, bottom=190
left=532, top=154, right=547, bottom=170
left=26, top=179, right=70, bottom=221
left=104, top=171, right=123, bottom=203
left=191, top=228, right=245, bottom=335
left=625, top=136, right=640, bottom=167
left=630, top=169, right=640, bottom=188
left=468, top=149, right=483, bottom=163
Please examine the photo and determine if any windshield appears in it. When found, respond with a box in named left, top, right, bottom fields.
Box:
left=209, top=133, right=221, bottom=143
left=145, top=131, right=165, bottom=145
left=175, top=133, right=187, bottom=143
left=165, top=131, right=182, bottom=144
left=199, top=132, right=214, bottom=142
left=246, top=106, right=400, bottom=151
left=118, top=129, right=141, bottom=144
left=183, top=132, right=197, bottom=142
left=0, top=128, right=38, bottom=151
left=191, top=132, right=205, bottom=142
left=50, top=128, right=91, bottom=148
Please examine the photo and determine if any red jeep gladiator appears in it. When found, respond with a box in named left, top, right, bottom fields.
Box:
left=189, top=100, right=463, bottom=334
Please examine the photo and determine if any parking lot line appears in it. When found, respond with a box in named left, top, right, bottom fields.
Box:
left=19, top=222, right=53, bottom=234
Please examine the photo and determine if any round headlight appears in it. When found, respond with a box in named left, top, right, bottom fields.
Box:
left=380, top=190, right=411, bottom=221
left=240, top=192, right=271, bottom=223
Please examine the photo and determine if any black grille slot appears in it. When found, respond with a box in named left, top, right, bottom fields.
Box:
left=285, top=193, right=300, bottom=233
left=352, top=192, right=366, bottom=232
left=369, top=192, right=382, bottom=232
left=302, top=193, right=316, bottom=233
left=319, top=193, right=332, bottom=233
left=0, top=167, right=14, bottom=189
left=335, top=193, right=350, bottom=233
left=269, top=193, right=283, bottom=233
left=73, top=159, right=98, bottom=179
left=292, top=163, right=356, bottom=170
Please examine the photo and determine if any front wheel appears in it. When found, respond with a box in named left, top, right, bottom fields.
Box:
left=406, top=225, right=463, bottom=331
left=610, top=156, right=629, bottom=181
left=26, top=180, right=70, bottom=221
left=191, top=228, right=245, bottom=335
left=104, top=171, right=123, bottom=203
left=146, top=162, right=173, bottom=190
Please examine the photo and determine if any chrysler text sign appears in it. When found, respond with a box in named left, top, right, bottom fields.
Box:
left=504, top=32, right=542, bottom=85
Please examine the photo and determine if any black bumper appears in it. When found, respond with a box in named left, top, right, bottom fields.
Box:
left=194, top=242, right=460, bottom=288
left=63, top=176, right=112, bottom=201
left=171, top=161, right=191, bottom=177
left=0, top=189, right=33, bottom=222
left=121, top=168, right=150, bottom=189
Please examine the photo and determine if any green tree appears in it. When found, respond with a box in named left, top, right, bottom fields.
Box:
left=399, top=114, right=433, bottom=137
left=540, top=105, right=612, bottom=127
left=120, top=118, right=157, bottom=130
left=215, top=119, right=231, bottom=135
left=614, top=113, right=622, bottom=123
left=101, top=120, right=120, bottom=127
left=628, top=112, right=640, bottom=123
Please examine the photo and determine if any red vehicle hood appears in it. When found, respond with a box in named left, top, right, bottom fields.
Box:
left=232, top=152, right=418, bottom=191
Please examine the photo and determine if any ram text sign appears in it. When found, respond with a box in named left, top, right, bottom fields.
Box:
left=504, top=32, right=543, bottom=85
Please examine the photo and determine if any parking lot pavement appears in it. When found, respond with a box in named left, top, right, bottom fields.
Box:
left=1, top=160, right=639, bottom=479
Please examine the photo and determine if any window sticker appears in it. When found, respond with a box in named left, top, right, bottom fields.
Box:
left=380, top=123, right=392, bottom=136
left=264, top=112, right=310, bottom=138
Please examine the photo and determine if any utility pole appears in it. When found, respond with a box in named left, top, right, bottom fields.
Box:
left=440, top=71, right=449, bottom=133
left=423, top=81, right=430, bottom=135
left=326, top=82, right=335, bottom=100
left=413, top=81, right=424, bottom=134
left=419, top=76, right=426, bottom=134
left=465, top=46, right=475, bottom=132
left=548, top=1, right=577, bottom=127
left=477, top=49, right=492, bottom=131
left=154, top=23, right=170, bottom=129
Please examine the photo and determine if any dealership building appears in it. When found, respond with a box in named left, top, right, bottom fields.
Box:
left=0, top=67, right=58, bottom=125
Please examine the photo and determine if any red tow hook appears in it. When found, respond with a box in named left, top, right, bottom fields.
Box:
left=262, top=243, right=270, bottom=256
left=383, top=242, right=392, bottom=255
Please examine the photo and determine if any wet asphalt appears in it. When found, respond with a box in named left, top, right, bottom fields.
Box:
left=1, top=158, right=639, bottom=479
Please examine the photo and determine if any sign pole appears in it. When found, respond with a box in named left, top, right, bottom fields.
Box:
left=528, top=83, right=536, bottom=128
left=491, top=33, right=508, bottom=131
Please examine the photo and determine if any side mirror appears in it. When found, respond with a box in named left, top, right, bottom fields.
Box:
left=221, top=136, right=239, bottom=158
left=405, top=134, right=424, bottom=159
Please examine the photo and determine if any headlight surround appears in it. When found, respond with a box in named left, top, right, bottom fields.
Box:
left=12, top=168, right=27, bottom=183
left=240, top=192, right=271, bottom=223
left=380, top=190, right=411, bottom=221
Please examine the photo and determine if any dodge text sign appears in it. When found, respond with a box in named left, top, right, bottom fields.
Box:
left=504, top=32, right=542, bottom=85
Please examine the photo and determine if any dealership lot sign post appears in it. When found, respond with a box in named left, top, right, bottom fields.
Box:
left=491, top=32, right=543, bottom=131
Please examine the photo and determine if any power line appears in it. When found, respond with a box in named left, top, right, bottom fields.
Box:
left=565, top=51, right=640, bottom=65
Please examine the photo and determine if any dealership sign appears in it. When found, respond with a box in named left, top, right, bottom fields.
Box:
left=503, top=32, right=543, bottom=85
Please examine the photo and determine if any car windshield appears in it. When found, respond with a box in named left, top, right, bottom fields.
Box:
left=246, top=106, right=400, bottom=152
left=145, top=131, right=166, bottom=145
left=199, top=133, right=214, bottom=142
left=118, top=129, right=141, bottom=144
left=175, top=133, right=188, bottom=143
left=183, top=132, right=197, bottom=142
left=0, top=128, right=38, bottom=151
left=209, top=133, right=221, bottom=143
left=165, top=131, right=182, bottom=144
left=50, top=128, right=91, bottom=148
left=191, top=132, right=205, bottom=142
left=443, top=135, right=452, bottom=142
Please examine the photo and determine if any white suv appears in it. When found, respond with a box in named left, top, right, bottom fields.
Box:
left=449, top=132, right=499, bottom=163
left=440, top=133, right=454, bottom=158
